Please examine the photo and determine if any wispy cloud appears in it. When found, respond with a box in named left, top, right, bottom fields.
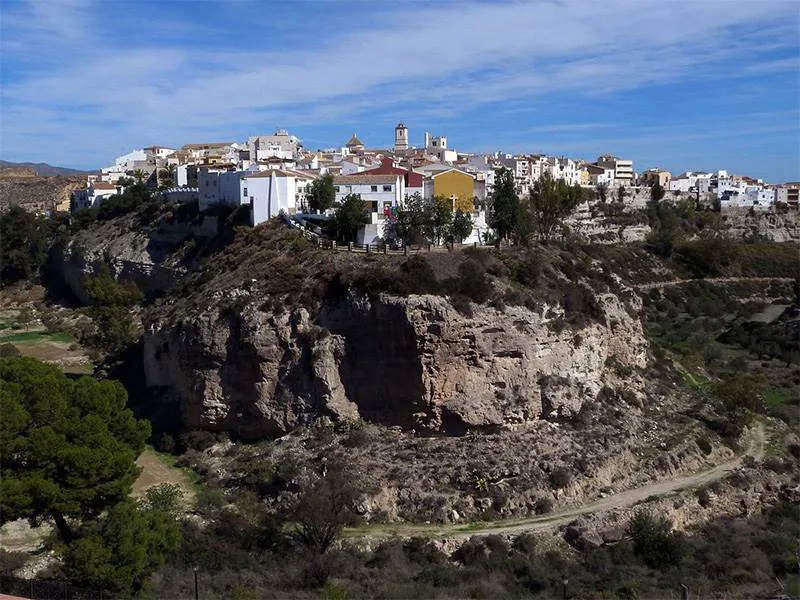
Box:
left=0, top=0, right=798, bottom=180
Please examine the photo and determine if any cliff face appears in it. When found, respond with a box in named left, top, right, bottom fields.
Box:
left=143, top=286, right=647, bottom=439
left=53, top=223, right=184, bottom=303
left=724, top=210, right=800, bottom=242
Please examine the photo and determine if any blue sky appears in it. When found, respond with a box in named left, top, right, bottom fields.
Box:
left=1, top=0, right=798, bottom=182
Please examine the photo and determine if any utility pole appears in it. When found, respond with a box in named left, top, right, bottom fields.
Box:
left=194, top=567, right=199, bottom=600
left=680, top=583, right=689, bottom=600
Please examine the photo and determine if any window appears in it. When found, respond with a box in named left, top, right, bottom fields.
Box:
left=371, top=185, right=378, bottom=192
left=383, top=185, right=392, bottom=192
left=334, top=186, right=340, bottom=192
left=243, top=187, right=247, bottom=196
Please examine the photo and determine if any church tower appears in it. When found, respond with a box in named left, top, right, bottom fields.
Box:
left=394, top=122, right=409, bottom=152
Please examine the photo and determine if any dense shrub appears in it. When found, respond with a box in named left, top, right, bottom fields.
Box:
left=561, top=283, right=604, bottom=326
left=451, top=259, right=493, bottom=303
left=627, top=509, right=685, bottom=569
left=548, top=468, right=571, bottom=490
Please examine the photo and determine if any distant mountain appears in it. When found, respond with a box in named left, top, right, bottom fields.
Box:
left=0, top=160, right=93, bottom=177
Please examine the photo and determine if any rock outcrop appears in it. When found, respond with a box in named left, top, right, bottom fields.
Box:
left=53, top=225, right=185, bottom=303
left=143, top=286, right=647, bottom=439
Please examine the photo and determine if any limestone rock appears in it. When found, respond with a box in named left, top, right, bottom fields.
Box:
left=143, top=284, right=648, bottom=440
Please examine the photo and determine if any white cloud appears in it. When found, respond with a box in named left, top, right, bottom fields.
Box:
left=1, top=0, right=798, bottom=168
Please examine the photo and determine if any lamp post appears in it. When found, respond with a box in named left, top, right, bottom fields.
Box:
left=193, top=566, right=199, bottom=600
left=562, top=574, right=568, bottom=600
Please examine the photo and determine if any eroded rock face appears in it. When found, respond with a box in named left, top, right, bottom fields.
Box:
left=143, top=288, right=648, bottom=439
left=53, top=226, right=184, bottom=303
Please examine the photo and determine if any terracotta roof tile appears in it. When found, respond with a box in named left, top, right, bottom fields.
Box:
left=333, top=174, right=400, bottom=185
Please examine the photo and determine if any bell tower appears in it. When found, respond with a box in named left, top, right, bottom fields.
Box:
left=394, top=122, right=409, bottom=152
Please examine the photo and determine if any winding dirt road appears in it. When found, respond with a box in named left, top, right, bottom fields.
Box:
left=635, top=276, right=795, bottom=292
left=347, top=423, right=765, bottom=540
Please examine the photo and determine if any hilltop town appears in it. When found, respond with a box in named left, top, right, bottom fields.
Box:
left=1, top=124, right=798, bottom=599
left=57, top=124, right=799, bottom=245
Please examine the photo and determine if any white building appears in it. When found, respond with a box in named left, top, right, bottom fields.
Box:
left=333, top=173, right=404, bottom=242
left=583, top=164, right=615, bottom=187
left=543, top=156, right=581, bottom=186
left=182, top=142, right=237, bottom=162
left=424, top=131, right=457, bottom=162
left=596, top=155, right=634, bottom=186
left=72, top=182, right=122, bottom=211
left=248, top=130, right=303, bottom=161
left=144, top=146, right=175, bottom=160
left=109, top=149, right=146, bottom=171
left=776, top=183, right=800, bottom=208
left=240, top=169, right=314, bottom=226
left=197, top=166, right=247, bottom=210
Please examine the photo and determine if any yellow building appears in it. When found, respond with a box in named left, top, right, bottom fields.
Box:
left=431, top=169, right=475, bottom=212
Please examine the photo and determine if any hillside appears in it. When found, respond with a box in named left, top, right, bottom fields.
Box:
left=0, top=173, right=86, bottom=213
left=0, top=159, right=92, bottom=177
left=6, top=206, right=799, bottom=599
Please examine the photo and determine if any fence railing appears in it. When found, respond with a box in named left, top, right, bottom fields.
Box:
left=0, top=575, right=104, bottom=600
left=308, top=237, right=492, bottom=256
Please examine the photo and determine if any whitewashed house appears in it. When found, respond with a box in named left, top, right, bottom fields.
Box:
left=241, top=169, right=314, bottom=226
left=72, top=182, right=122, bottom=211
left=583, top=164, right=615, bottom=187
left=333, top=174, right=404, bottom=244
left=197, top=166, right=247, bottom=210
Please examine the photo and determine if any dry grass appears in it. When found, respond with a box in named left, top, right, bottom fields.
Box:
left=131, top=447, right=198, bottom=506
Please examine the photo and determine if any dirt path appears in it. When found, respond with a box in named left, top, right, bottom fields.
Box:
left=132, top=448, right=196, bottom=505
left=347, top=423, right=765, bottom=540
left=635, top=276, right=794, bottom=291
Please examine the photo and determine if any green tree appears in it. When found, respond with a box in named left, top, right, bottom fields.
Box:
left=97, top=182, right=152, bottom=221
left=594, top=182, right=608, bottom=203
left=0, top=343, right=20, bottom=357
left=0, top=206, right=53, bottom=286
left=388, top=193, right=432, bottom=246
left=307, top=173, right=336, bottom=213
left=646, top=200, right=683, bottom=257
left=0, top=357, right=150, bottom=542
left=326, top=194, right=370, bottom=243
left=616, top=185, right=627, bottom=203
left=451, top=209, right=473, bottom=243
left=431, top=196, right=454, bottom=245
left=84, top=267, right=144, bottom=354
left=650, top=182, right=666, bottom=203
left=713, top=374, right=761, bottom=438
left=158, top=165, right=175, bottom=190
left=627, top=509, right=685, bottom=569
left=488, top=168, right=520, bottom=242
left=64, top=499, right=180, bottom=596
left=523, top=172, right=583, bottom=242
left=131, top=169, right=146, bottom=184
left=293, top=459, right=362, bottom=554
left=138, top=483, right=185, bottom=517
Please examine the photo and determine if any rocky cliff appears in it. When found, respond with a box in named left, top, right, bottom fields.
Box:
left=724, top=209, right=800, bottom=242
left=143, top=282, right=647, bottom=439
left=53, top=221, right=186, bottom=303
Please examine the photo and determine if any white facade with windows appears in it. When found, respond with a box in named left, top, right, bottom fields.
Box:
left=72, top=182, right=122, bottom=211
left=596, top=155, right=634, bottom=186
left=240, top=169, right=313, bottom=226
left=198, top=167, right=247, bottom=210
left=247, top=130, right=303, bottom=161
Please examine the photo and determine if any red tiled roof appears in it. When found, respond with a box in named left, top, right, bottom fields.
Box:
left=359, top=158, right=423, bottom=188
left=334, top=174, right=400, bottom=185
